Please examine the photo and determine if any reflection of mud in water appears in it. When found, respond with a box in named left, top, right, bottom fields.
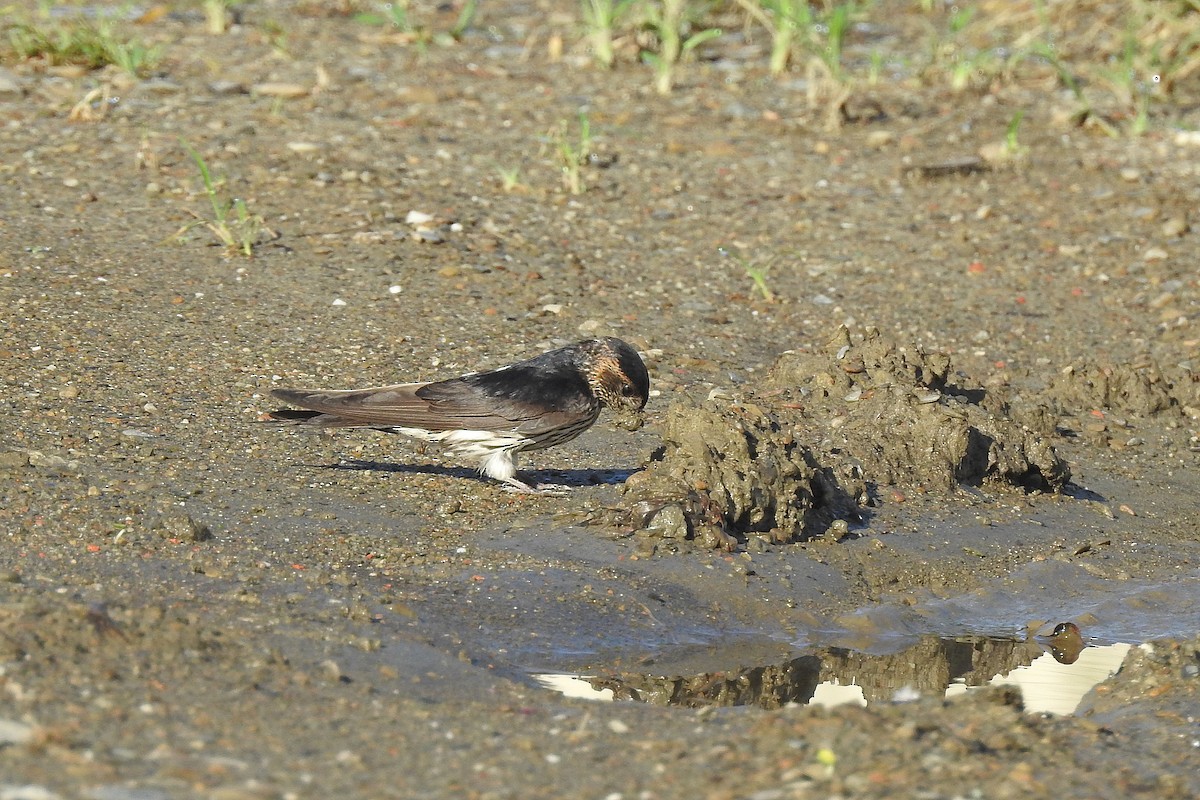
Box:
left=617, top=327, right=1071, bottom=550
left=591, top=654, right=823, bottom=708
left=566, top=631, right=1121, bottom=712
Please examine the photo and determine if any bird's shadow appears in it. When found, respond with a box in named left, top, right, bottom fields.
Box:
left=303, top=459, right=640, bottom=488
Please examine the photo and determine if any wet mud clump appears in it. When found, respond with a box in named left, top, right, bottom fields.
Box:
left=1047, top=357, right=1199, bottom=419
left=621, top=399, right=861, bottom=551
left=623, top=328, right=1070, bottom=550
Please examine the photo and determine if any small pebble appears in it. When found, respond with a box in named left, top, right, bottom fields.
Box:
left=141, top=78, right=182, bottom=94
left=209, top=80, right=247, bottom=94
left=318, top=660, right=343, bottom=682
left=0, top=67, right=23, bottom=97
left=0, top=785, right=60, bottom=800
left=252, top=82, right=309, bottom=98
left=1161, top=216, right=1188, bottom=237
left=577, top=319, right=604, bottom=334
left=866, top=130, right=893, bottom=148
left=0, top=717, right=34, bottom=745
left=1149, top=292, right=1175, bottom=309
left=412, top=229, right=445, bottom=243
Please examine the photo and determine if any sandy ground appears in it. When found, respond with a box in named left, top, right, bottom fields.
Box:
left=1, top=2, right=1199, bottom=798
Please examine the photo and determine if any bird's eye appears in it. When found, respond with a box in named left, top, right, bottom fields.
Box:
left=621, top=383, right=639, bottom=397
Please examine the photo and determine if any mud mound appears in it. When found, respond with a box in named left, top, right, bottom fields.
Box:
left=765, top=328, right=1069, bottom=494
left=1047, top=358, right=1199, bottom=419
left=620, top=399, right=862, bottom=551
left=622, top=328, right=1070, bottom=550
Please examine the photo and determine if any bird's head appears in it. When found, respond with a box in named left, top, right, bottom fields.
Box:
left=584, top=337, right=650, bottom=430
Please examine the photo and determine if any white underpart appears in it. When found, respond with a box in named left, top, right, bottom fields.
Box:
left=393, top=426, right=526, bottom=484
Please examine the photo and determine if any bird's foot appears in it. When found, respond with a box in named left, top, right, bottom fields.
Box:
left=500, top=477, right=571, bottom=495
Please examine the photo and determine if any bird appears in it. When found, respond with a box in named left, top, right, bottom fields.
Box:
left=267, top=337, right=650, bottom=492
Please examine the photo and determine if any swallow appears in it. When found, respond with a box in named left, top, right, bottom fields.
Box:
left=268, top=337, right=650, bottom=492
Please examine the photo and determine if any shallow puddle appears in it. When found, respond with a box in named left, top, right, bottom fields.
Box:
left=533, top=630, right=1135, bottom=715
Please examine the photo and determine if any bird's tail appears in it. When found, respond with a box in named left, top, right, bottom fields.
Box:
left=267, top=409, right=326, bottom=424
left=266, top=408, right=370, bottom=428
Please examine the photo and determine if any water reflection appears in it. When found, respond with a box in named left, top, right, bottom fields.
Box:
left=533, top=626, right=1132, bottom=715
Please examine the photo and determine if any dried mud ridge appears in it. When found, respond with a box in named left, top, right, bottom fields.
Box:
left=612, top=326, right=1196, bottom=552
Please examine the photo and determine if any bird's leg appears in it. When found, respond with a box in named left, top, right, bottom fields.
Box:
left=499, top=475, right=571, bottom=495
left=499, top=475, right=539, bottom=493
left=482, top=450, right=569, bottom=494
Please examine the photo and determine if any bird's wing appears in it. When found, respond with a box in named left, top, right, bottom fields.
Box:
left=415, top=378, right=591, bottom=436
left=271, top=378, right=586, bottom=435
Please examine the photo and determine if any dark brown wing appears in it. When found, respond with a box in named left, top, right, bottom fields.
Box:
left=270, top=376, right=594, bottom=436
left=413, top=378, right=595, bottom=436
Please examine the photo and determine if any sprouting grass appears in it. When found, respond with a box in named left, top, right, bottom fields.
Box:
left=580, top=0, right=636, bottom=69
left=867, top=48, right=884, bottom=85
left=552, top=112, right=593, bottom=195
left=744, top=261, right=775, bottom=303
left=1004, top=110, right=1027, bottom=157
left=734, top=0, right=855, bottom=80
left=449, top=0, right=477, bottom=40
left=1027, top=40, right=1085, bottom=105
left=722, top=248, right=776, bottom=302
left=495, top=164, right=525, bottom=193
left=819, top=1, right=855, bottom=82
left=107, top=38, right=158, bottom=76
left=178, top=142, right=265, bottom=257
left=354, top=0, right=475, bottom=44
left=1095, top=24, right=1161, bottom=136
left=641, top=0, right=722, bottom=94
left=355, top=0, right=415, bottom=32
left=731, top=0, right=804, bottom=76
left=260, top=19, right=291, bottom=57
left=5, top=16, right=161, bottom=77
left=920, top=0, right=1196, bottom=134
left=922, top=4, right=1002, bottom=92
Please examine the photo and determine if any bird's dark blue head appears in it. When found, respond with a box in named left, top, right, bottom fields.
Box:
left=581, top=337, right=649, bottom=429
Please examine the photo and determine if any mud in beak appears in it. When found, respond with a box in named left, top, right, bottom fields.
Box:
left=613, top=409, right=645, bottom=431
